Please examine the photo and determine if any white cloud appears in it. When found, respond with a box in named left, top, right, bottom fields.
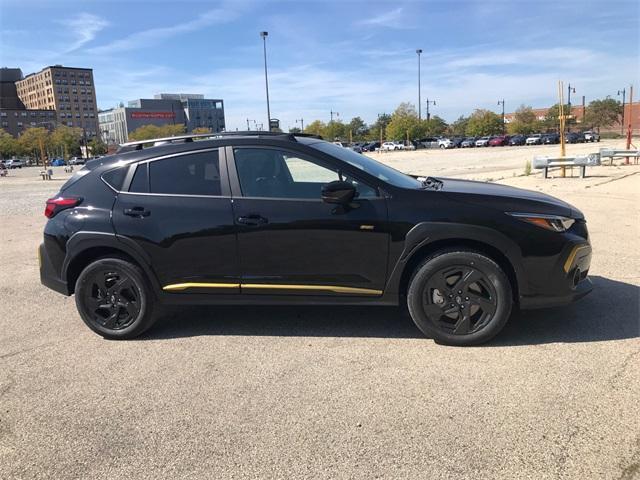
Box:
left=61, top=13, right=109, bottom=53
left=356, top=7, right=410, bottom=29
left=88, top=2, right=247, bottom=54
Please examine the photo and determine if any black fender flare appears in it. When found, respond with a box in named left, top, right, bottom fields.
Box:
left=385, top=221, right=526, bottom=295
left=62, top=231, right=161, bottom=293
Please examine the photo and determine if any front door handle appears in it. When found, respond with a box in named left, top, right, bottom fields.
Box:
left=237, top=215, right=268, bottom=226
left=123, top=207, right=151, bottom=218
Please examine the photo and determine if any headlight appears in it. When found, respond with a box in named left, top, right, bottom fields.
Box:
left=507, top=213, right=575, bottom=232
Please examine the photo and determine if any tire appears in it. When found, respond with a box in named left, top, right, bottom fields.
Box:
left=407, top=250, right=512, bottom=346
left=440, top=144, right=445, bottom=149
left=75, top=257, right=157, bottom=339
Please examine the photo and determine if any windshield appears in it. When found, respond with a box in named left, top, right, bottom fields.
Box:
left=310, top=141, right=422, bottom=189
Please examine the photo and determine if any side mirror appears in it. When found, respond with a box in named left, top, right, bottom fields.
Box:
left=321, top=180, right=356, bottom=205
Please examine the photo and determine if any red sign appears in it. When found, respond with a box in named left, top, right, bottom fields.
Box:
left=130, top=111, right=175, bottom=119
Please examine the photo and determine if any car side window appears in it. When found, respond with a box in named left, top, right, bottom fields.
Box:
left=129, top=163, right=148, bottom=193
left=234, top=148, right=377, bottom=199
left=147, top=151, right=221, bottom=196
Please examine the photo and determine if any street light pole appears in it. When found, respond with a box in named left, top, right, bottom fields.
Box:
left=296, top=118, right=304, bottom=131
left=260, top=31, right=271, bottom=131
left=330, top=110, right=339, bottom=123
left=425, top=99, right=436, bottom=121
left=416, top=49, right=423, bottom=120
left=498, top=99, right=505, bottom=134
left=567, top=83, right=575, bottom=109
left=618, top=88, right=626, bottom=135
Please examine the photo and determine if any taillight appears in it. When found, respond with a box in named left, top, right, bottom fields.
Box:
left=44, top=196, right=82, bottom=218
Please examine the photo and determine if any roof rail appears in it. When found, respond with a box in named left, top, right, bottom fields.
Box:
left=116, top=131, right=322, bottom=153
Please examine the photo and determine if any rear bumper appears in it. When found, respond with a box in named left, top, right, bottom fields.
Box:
left=39, top=243, right=70, bottom=295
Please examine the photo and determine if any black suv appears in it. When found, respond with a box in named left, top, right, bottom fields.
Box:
left=39, top=132, right=592, bottom=345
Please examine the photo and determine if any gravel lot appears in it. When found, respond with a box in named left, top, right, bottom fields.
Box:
left=1, top=142, right=639, bottom=480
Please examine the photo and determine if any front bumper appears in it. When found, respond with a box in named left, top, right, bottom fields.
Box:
left=520, top=243, right=593, bottom=309
left=39, top=243, right=70, bottom=295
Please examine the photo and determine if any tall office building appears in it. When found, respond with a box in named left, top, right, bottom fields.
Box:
left=15, top=65, right=99, bottom=137
left=155, top=93, right=225, bottom=132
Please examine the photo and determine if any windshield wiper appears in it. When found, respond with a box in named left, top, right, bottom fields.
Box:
left=417, top=176, right=443, bottom=190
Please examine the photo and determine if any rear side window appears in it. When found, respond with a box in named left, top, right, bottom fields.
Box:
left=149, top=150, right=221, bottom=196
left=102, top=167, right=127, bottom=191
left=129, top=163, right=148, bottom=193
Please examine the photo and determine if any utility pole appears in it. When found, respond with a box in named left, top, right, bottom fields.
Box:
left=581, top=95, right=586, bottom=126
left=498, top=99, right=505, bottom=134
left=625, top=85, right=633, bottom=161
left=246, top=118, right=251, bottom=131
left=260, top=31, right=271, bottom=131
left=416, top=49, right=423, bottom=120
left=567, top=83, right=575, bottom=109
left=618, top=88, right=626, bottom=135
left=330, top=110, right=339, bottom=123
left=425, top=99, right=436, bottom=121
left=296, top=118, right=304, bottom=131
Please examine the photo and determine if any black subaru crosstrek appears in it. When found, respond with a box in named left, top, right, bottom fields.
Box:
left=39, top=132, right=592, bottom=345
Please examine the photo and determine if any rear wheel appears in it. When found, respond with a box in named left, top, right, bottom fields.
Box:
left=75, top=257, right=157, bottom=339
left=407, top=250, right=512, bottom=346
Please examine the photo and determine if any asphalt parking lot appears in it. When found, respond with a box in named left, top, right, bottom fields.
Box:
left=1, top=150, right=639, bottom=479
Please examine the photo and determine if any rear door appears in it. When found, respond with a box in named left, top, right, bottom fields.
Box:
left=112, top=148, right=239, bottom=294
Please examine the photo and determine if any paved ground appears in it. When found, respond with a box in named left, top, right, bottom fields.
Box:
left=1, top=146, right=639, bottom=479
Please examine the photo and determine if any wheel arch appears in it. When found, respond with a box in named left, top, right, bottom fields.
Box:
left=398, top=238, right=520, bottom=304
left=63, top=233, right=160, bottom=295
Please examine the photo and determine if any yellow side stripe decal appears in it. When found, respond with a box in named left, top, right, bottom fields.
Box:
left=163, top=282, right=382, bottom=295
left=163, top=282, right=240, bottom=291
left=563, top=245, right=590, bottom=273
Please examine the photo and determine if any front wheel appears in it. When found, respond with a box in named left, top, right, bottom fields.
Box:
left=407, top=250, right=513, bottom=346
left=75, top=257, right=157, bottom=339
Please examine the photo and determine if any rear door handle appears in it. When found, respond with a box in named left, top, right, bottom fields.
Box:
left=123, top=207, right=151, bottom=218
left=237, top=215, right=268, bottom=226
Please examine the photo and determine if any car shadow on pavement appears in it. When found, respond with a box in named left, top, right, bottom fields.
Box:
left=145, top=276, right=639, bottom=345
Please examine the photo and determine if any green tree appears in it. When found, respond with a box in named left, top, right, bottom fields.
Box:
left=304, top=120, right=327, bottom=137
left=88, top=138, right=108, bottom=155
left=507, top=105, right=538, bottom=135
left=583, top=98, right=622, bottom=130
left=347, top=116, right=368, bottom=141
left=50, top=125, right=83, bottom=159
left=465, top=109, right=503, bottom=136
left=447, top=116, right=469, bottom=136
left=128, top=124, right=186, bottom=141
left=191, top=127, right=212, bottom=134
left=288, top=127, right=302, bottom=134
left=0, top=129, right=19, bottom=158
left=424, top=115, right=448, bottom=136
left=386, top=103, right=425, bottom=142
left=367, top=113, right=392, bottom=141
left=18, top=127, right=50, bottom=165
left=541, top=104, right=575, bottom=132
left=324, top=120, right=347, bottom=141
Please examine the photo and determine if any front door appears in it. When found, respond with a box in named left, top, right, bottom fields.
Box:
left=112, top=148, right=239, bottom=294
left=228, top=146, right=389, bottom=296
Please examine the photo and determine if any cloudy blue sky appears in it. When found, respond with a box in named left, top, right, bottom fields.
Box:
left=0, top=0, right=638, bottom=130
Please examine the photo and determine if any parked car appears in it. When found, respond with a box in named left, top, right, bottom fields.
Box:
left=542, top=133, right=560, bottom=145
left=438, top=138, right=454, bottom=149
left=450, top=137, right=465, bottom=148
left=525, top=134, right=543, bottom=145
left=380, top=141, right=399, bottom=151
left=68, top=157, right=86, bottom=165
left=38, top=131, right=593, bottom=346
left=362, top=142, right=380, bottom=152
left=51, top=158, right=66, bottom=166
left=393, top=141, right=406, bottom=150
left=509, top=135, right=527, bottom=146
left=348, top=144, right=363, bottom=153
left=475, top=136, right=492, bottom=147
left=583, top=131, right=600, bottom=142
left=488, top=135, right=509, bottom=147
left=4, top=159, right=24, bottom=169
left=565, top=132, right=585, bottom=144
left=460, top=137, right=477, bottom=148
left=417, top=137, right=440, bottom=149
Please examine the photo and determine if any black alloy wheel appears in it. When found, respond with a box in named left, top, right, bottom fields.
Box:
left=82, top=268, right=141, bottom=330
left=407, top=250, right=512, bottom=346
left=75, top=257, right=157, bottom=339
